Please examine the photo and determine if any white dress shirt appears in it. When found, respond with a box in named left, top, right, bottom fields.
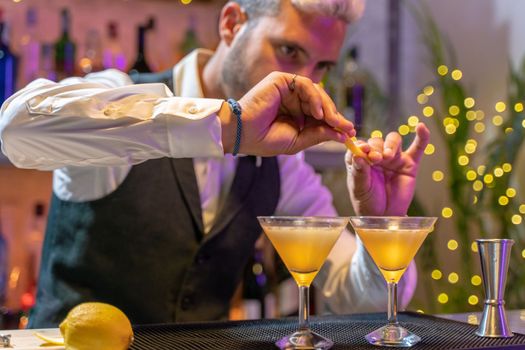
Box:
left=0, top=49, right=417, bottom=314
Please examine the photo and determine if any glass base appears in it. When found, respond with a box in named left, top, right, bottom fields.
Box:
left=365, top=324, right=421, bottom=347
left=275, top=329, right=334, bottom=350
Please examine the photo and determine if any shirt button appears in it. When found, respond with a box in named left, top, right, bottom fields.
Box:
left=188, top=105, right=199, bottom=114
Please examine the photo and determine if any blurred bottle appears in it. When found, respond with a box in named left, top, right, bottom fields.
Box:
left=20, top=7, right=40, bottom=86
left=129, top=17, right=155, bottom=75
left=79, top=29, right=103, bottom=75
left=180, top=16, right=201, bottom=56
left=54, top=8, right=76, bottom=80
left=343, top=46, right=366, bottom=136
left=0, top=8, right=18, bottom=104
left=40, top=44, right=57, bottom=81
left=103, top=22, right=127, bottom=71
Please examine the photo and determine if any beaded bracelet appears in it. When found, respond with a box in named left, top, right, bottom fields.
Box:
left=227, top=98, right=242, bottom=156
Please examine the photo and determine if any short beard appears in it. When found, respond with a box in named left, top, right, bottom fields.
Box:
left=221, top=27, right=254, bottom=100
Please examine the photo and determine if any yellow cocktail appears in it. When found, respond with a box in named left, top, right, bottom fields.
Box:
left=349, top=216, right=437, bottom=348
left=262, top=226, right=343, bottom=286
left=258, top=216, right=348, bottom=350
left=355, top=228, right=429, bottom=283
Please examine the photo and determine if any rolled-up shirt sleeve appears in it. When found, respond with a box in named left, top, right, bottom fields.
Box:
left=275, top=152, right=417, bottom=314
left=0, top=69, right=225, bottom=170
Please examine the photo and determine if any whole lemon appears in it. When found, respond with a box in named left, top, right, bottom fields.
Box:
left=59, top=302, right=134, bottom=350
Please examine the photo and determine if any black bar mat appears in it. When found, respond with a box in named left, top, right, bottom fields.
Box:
left=130, top=312, right=525, bottom=350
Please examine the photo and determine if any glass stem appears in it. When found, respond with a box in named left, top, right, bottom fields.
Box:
left=298, top=285, right=310, bottom=330
left=387, top=282, right=398, bottom=325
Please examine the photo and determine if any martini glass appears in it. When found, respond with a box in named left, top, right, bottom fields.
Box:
left=258, top=216, right=349, bottom=350
left=349, top=216, right=437, bottom=347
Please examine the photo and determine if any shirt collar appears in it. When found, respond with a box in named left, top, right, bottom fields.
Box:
left=172, top=49, right=214, bottom=99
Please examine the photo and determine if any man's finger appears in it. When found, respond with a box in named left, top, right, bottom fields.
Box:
left=406, top=123, right=430, bottom=162
left=383, top=132, right=402, bottom=160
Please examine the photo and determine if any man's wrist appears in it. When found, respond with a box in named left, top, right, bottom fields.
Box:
left=218, top=101, right=235, bottom=154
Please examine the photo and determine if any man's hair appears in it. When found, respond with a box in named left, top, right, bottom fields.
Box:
left=232, top=0, right=365, bottom=23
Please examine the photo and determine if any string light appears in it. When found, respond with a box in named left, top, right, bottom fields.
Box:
left=431, top=269, right=443, bottom=280
left=474, top=122, right=485, bottom=133
left=442, top=208, right=453, bottom=218
left=468, top=295, right=479, bottom=305
left=466, top=170, right=477, bottom=181
left=492, top=115, right=503, bottom=126
left=417, top=94, right=428, bottom=104
left=447, top=239, right=458, bottom=250
left=423, top=106, right=434, bottom=117
left=446, top=124, right=457, bottom=134
left=449, top=105, right=460, bottom=116
left=438, top=293, right=449, bottom=304
left=398, top=125, right=410, bottom=136
left=514, top=102, right=524, bottom=113
left=471, top=275, right=482, bottom=286
left=471, top=242, right=478, bottom=253
left=512, top=215, right=522, bottom=225
left=464, top=97, right=476, bottom=109
left=432, top=171, right=444, bottom=182
left=495, top=101, right=506, bottom=113
left=519, top=204, right=525, bottom=214
left=424, top=144, right=435, bottom=155
left=473, top=180, right=483, bottom=192
left=448, top=272, right=459, bottom=284
left=423, top=86, right=435, bottom=96
left=476, top=110, right=485, bottom=120
left=507, top=188, right=517, bottom=198
left=466, top=111, right=477, bottom=121
left=438, top=65, right=449, bottom=76
left=502, top=163, right=512, bottom=172
left=458, top=155, right=469, bottom=166
left=477, top=165, right=486, bottom=175
left=451, top=69, right=463, bottom=80
left=408, top=116, right=420, bottom=127
left=498, top=196, right=509, bottom=206
left=483, top=174, right=494, bottom=184
left=371, top=130, right=383, bottom=138
left=494, top=167, right=504, bottom=177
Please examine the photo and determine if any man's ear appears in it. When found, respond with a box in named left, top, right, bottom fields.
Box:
left=219, top=2, right=247, bottom=46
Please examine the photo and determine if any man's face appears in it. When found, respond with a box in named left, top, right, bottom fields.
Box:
left=221, top=1, right=346, bottom=99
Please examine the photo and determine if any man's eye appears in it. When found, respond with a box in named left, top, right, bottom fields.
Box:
left=279, top=45, right=299, bottom=59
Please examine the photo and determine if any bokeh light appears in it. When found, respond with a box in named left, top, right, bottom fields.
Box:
left=431, top=269, right=443, bottom=280
left=512, top=215, right=522, bottom=225
left=423, top=106, right=434, bottom=117
left=468, top=295, right=479, bottom=305
left=495, top=101, right=506, bottom=113
left=451, top=69, right=463, bottom=80
left=424, top=144, right=435, bottom=155
left=471, top=275, right=482, bottom=286
left=442, top=208, right=454, bottom=218
left=448, top=272, right=459, bottom=284
left=437, top=65, right=449, bottom=76
left=432, top=171, right=444, bottom=182
left=464, top=98, right=476, bottom=109
left=447, top=239, right=458, bottom=250
left=438, top=293, right=449, bottom=304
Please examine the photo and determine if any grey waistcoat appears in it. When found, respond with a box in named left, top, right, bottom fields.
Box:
left=29, top=156, right=280, bottom=327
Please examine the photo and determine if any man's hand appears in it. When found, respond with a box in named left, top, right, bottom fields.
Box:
left=219, top=72, right=355, bottom=156
left=346, top=123, right=430, bottom=216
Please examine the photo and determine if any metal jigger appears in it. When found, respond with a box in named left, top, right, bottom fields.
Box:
left=475, top=239, right=514, bottom=338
